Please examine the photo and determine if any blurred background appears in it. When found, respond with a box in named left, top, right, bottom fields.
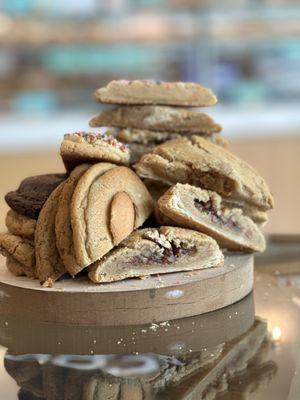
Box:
left=0, top=0, right=299, bottom=234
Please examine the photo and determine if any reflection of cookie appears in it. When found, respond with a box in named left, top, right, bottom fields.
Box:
left=60, top=132, right=130, bottom=173
left=156, top=184, right=266, bottom=252
left=71, top=165, right=154, bottom=268
left=6, top=256, right=35, bottom=278
left=89, top=226, right=223, bottom=283
left=5, top=210, right=36, bottom=239
left=94, top=79, right=217, bottom=107
left=134, top=136, right=274, bottom=211
left=35, top=182, right=66, bottom=284
left=0, top=233, right=35, bottom=268
left=55, top=164, right=90, bottom=277
left=5, top=174, right=66, bottom=220
left=90, top=106, right=221, bottom=134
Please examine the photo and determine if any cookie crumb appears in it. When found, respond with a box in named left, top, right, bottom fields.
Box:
left=42, top=278, right=54, bottom=288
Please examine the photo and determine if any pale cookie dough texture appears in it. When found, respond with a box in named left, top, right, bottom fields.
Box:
left=0, top=232, right=35, bottom=268
left=71, top=164, right=154, bottom=268
left=60, top=132, right=130, bottom=173
left=90, top=105, right=221, bottom=134
left=93, top=79, right=218, bottom=107
left=134, top=136, right=274, bottom=211
left=156, top=184, right=266, bottom=253
left=35, top=182, right=66, bottom=284
left=88, top=226, right=224, bottom=283
left=55, top=164, right=90, bottom=277
left=5, top=209, right=36, bottom=239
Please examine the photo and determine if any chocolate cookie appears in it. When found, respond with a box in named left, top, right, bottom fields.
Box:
left=88, top=226, right=224, bottom=283
left=0, top=233, right=35, bottom=269
left=134, top=136, right=274, bottom=211
left=5, top=210, right=36, bottom=239
left=60, top=132, right=130, bottom=173
left=5, top=174, right=66, bottom=220
left=35, top=182, right=66, bottom=285
left=156, top=184, right=266, bottom=252
left=93, top=79, right=217, bottom=107
left=55, top=164, right=90, bottom=277
left=90, top=106, right=221, bottom=134
left=71, top=165, right=154, bottom=268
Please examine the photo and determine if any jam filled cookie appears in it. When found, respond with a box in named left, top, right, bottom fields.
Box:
left=156, top=184, right=266, bottom=253
left=93, top=79, right=218, bottom=107
left=60, top=132, right=130, bottom=173
left=71, top=165, right=154, bottom=268
left=5, top=209, right=36, bottom=240
left=35, top=182, right=67, bottom=285
left=88, top=226, right=224, bottom=283
left=90, top=105, right=221, bottom=134
left=5, top=174, right=66, bottom=220
left=134, top=136, right=274, bottom=211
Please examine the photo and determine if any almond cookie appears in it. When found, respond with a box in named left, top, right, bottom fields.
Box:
left=71, top=165, right=154, bottom=268
left=94, top=79, right=217, bottom=107
left=134, top=136, right=274, bottom=211
left=90, top=105, right=221, bottom=134
left=55, top=164, right=91, bottom=277
left=88, top=226, right=224, bottom=283
left=60, top=132, right=130, bottom=173
left=6, top=256, right=35, bottom=278
left=35, top=182, right=66, bottom=284
left=5, top=209, right=36, bottom=239
left=5, top=173, right=66, bottom=220
left=0, top=233, right=35, bottom=268
left=156, top=184, right=266, bottom=252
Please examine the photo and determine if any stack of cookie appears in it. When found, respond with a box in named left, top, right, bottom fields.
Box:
left=0, top=80, right=274, bottom=287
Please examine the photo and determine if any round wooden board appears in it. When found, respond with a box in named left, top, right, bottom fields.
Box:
left=0, top=253, right=253, bottom=326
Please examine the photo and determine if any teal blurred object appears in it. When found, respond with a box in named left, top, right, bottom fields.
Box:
left=12, top=90, right=58, bottom=113
left=41, top=45, right=161, bottom=74
left=226, top=80, right=271, bottom=104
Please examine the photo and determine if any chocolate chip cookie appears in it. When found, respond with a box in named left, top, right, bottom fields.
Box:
left=60, top=132, right=130, bottom=173
left=90, top=105, right=221, bottom=134
left=71, top=165, right=154, bottom=268
left=156, top=184, right=266, bottom=252
left=5, top=209, right=36, bottom=239
left=93, top=79, right=218, bottom=107
left=88, top=226, right=224, bottom=283
left=134, top=136, right=274, bottom=211
left=5, top=174, right=66, bottom=220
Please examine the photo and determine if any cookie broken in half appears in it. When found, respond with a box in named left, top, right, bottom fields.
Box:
left=88, top=226, right=224, bottom=283
left=156, top=184, right=266, bottom=253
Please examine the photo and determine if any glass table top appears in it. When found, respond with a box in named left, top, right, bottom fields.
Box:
left=0, top=236, right=299, bottom=400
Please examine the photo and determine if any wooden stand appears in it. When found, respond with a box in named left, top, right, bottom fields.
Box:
left=0, top=253, right=253, bottom=326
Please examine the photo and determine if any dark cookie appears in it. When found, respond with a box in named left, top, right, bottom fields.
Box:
left=5, top=174, right=66, bottom=220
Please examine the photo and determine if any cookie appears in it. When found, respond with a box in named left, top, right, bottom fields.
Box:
left=71, top=165, right=154, bottom=268
left=0, top=233, right=35, bottom=268
left=93, top=79, right=217, bottom=107
left=156, top=184, right=266, bottom=252
left=60, top=132, right=130, bottom=173
left=5, top=173, right=66, bottom=220
left=222, top=199, right=268, bottom=226
left=35, top=182, right=66, bottom=284
left=6, top=256, right=35, bottom=279
left=5, top=210, right=36, bottom=239
left=55, top=164, right=91, bottom=277
left=134, top=136, right=274, bottom=211
left=90, top=106, right=221, bottom=134
left=88, top=226, right=224, bottom=283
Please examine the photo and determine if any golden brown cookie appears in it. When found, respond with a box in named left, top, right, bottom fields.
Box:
left=134, top=136, right=274, bottom=211
left=0, top=233, right=35, bottom=268
left=71, top=165, right=154, bottom=268
left=156, top=184, right=266, bottom=252
left=90, top=105, right=221, bottom=134
left=6, top=256, right=36, bottom=278
left=60, top=132, right=130, bottom=173
left=55, top=164, right=90, bottom=277
left=5, top=209, right=36, bottom=239
left=88, top=226, right=224, bottom=283
left=35, top=181, right=66, bottom=284
left=94, top=79, right=217, bottom=107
